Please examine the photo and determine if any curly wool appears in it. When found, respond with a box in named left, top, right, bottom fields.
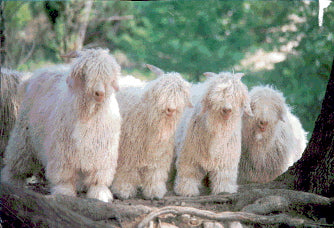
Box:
left=174, top=72, right=253, bottom=196
left=112, top=68, right=192, bottom=200
left=238, top=85, right=308, bottom=184
left=0, top=68, right=31, bottom=165
left=1, top=49, right=121, bottom=202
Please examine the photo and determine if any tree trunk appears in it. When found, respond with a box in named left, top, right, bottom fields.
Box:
left=0, top=1, right=5, bottom=65
left=286, top=57, right=334, bottom=197
left=75, top=0, right=93, bottom=51
left=56, top=0, right=93, bottom=58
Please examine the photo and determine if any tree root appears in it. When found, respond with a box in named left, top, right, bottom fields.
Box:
left=137, top=206, right=305, bottom=228
left=233, top=188, right=331, bottom=212
left=1, top=183, right=113, bottom=227
left=1, top=182, right=333, bottom=228
left=164, top=194, right=233, bottom=204
left=49, top=194, right=154, bottom=221
left=0, top=183, right=153, bottom=227
left=241, top=195, right=289, bottom=214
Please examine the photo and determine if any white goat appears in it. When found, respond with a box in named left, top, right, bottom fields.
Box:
left=238, top=85, right=307, bottom=183
left=1, top=49, right=121, bottom=202
left=174, top=72, right=253, bottom=196
left=112, top=64, right=192, bottom=199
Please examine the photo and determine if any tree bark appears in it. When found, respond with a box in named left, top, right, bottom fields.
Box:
left=75, top=0, right=93, bottom=51
left=0, top=183, right=155, bottom=227
left=286, top=57, right=334, bottom=197
left=0, top=1, right=5, bottom=65
left=55, top=0, right=93, bottom=58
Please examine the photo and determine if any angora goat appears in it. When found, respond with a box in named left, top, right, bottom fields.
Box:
left=1, top=49, right=121, bottom=202
left=238, top=85, right=307, bottom=183
left=174, top=72, right=253, bottom=196
left=112, top=64, right=192, bottom=199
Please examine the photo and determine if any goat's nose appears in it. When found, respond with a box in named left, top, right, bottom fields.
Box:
left=94, top=91, right=105, bottom=102
left=166, top=108, right=176, bottom=116
left=223, top=108, right=232, bottom=114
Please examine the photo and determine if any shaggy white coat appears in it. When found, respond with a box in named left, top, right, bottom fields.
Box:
left=112, top=65, right=192, bottom=199
left=1, top=49, right=121, bottom=202
left=0, top=68, right=31, bottom=164
left=174, top=72, right=253, bottom=196
left=238, top=85, right=308, bottom=183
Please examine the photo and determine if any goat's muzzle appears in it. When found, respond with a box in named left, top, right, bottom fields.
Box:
left=221, top=108, right=232, bottom=120
left=258, top=121, right=268, bottom=132
left=165, top=108, right=176, bottom=117
left=94, top=90, right=105, bottom=103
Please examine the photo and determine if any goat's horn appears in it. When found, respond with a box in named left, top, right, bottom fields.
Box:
left=203, top=72, right=217, bottom=77
left=146, top=64, right=164, bottom=77
left=235, top=73, right=245, bottom=79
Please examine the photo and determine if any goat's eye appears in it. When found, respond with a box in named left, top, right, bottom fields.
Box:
left=260, top=121, right=264, bottom=125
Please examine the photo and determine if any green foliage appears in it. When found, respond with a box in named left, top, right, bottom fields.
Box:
left=3, top=2, right=33, bottom=67
left=113, top=1, right=256, bottom=81
left=245, top=1, right=334, bottom=133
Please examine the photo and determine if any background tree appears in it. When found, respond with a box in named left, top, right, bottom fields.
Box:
left=42, top=0, right=93, bottom=57
left=0, top=1, right=5, bottom=65
left=283, top=58, right=334, bottom=197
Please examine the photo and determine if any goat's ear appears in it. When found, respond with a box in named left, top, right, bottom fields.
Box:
left=61, top=50, right=81, bottom=58
left=278, top=109, right=287, bottom=122
left=203, top=72, right=217, bottom=78
left=200, top=98, right=209, bottom=115
left=66, top=76, right=74, bottom=88
left=201, top=105, right=207, bottom=115
left=187, top=100, right=193, bottom=108
left=146, top=64, right=164, bottom=77
left=243, top=97, right=254, bottom=117
left=66, top=76, right=82, bottom=90
left=111, top=79, right=119, bottom=92
left=235, top=73, right=245, bottom=80
left=66, top=67, right=84, bottom=90
left=141, top=91, right=149, bottom=103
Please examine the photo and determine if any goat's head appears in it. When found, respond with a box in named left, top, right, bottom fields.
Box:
left=249, top=86, right=287, bottom=133
left=145, top=64, right=192, bottom=120
left=201, top=72, right=253, bottom=121
left=63, top=49, right=120, bottom=104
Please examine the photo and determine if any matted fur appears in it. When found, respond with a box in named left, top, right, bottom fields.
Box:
left=174, top=72, right=253, bottom=196
left=1, top=49, right=121, bottom=202
left=0, top=68, right=31, bottom=166
left=112, top=66, right=192, bottom=200
left=238, top=85, right=308, bottom=184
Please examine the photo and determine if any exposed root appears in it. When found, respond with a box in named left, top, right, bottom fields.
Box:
left=241, top=195, right=289, bottom=214
left=164, top=194, right=233, bottom=204
left=137, top=206, right=305, bottom=228
left=1, top=183, right=153, bottom=227
left=233, top=188, right=331, bottom=211
left=1, top=182, right=333, bottom=228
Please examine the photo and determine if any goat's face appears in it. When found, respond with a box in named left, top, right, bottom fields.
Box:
left=251, top=103, right=282, bottom=133
left=84, top=70, right=119, bottom=104
left=202, top=75, right=252, bottom=121
left=66, top=49, right=120, bottom=104
left=143, top=73, right=192, bottom=121
left=249, top=86, right=286, bottom=133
